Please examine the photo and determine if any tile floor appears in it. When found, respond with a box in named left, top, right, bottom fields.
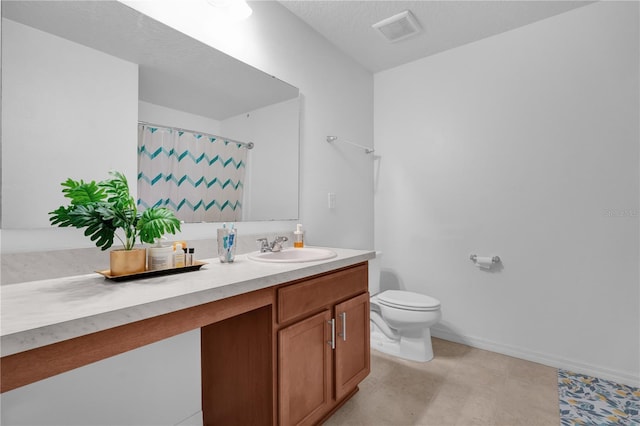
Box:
left=326, top=338, right=560, bottom=426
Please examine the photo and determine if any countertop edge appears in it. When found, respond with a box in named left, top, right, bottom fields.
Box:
left=1, top=249, right=374, bottom=357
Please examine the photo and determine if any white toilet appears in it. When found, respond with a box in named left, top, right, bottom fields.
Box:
left=369, top=254, right=442, bottom=362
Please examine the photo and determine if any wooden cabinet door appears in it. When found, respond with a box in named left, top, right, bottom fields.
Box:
left=279, top=310, right=333, bottom=426
left=334, top=292, right=370, bottom=400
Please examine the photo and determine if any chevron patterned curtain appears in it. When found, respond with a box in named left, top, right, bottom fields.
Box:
left=137, top=124, right=247, bottom=222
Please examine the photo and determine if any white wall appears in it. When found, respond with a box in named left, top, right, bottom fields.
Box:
left=374, top=1, right=639, bottom=386
left=222, top=98, right=299, bottom=221
left=1, top=18, right=138, bottom=229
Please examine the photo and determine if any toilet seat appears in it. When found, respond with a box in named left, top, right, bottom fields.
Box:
left=377, top=290, right=441, bottom=312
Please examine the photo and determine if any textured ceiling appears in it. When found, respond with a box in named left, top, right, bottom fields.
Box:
left=279, top=1, right=594, bottom=73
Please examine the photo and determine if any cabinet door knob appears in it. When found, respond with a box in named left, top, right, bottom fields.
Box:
left=339, top=312, right=347, bottom=341
left=327, top=319, right=335, bottom=349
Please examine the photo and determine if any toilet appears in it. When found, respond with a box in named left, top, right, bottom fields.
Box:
left=369, top=254, right=442, bottom=362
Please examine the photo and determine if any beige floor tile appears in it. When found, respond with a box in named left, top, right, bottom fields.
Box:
left=493, top=406, right=559, bottom=426
left=326, top=338, right=561, bottom=426
left=431, top=338, right=473, bottom=358
left=418, top=380, right=468, bottom=425
left=455, top=392, right=498, bottom=426
left=498, top=377, right=559, bottom=417
left=506, top=356, right=558, bottom=388
left=455, top=345, right=515, bottom=374
left=446, top=361, right=507, bottom=398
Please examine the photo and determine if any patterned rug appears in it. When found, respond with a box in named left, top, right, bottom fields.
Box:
left=558, top=369, right=640, bottom=425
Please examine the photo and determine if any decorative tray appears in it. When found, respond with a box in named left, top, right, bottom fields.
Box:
left=97, top=261, right=207, bottom=282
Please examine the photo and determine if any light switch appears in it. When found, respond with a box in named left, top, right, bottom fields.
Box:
left=328, top=192, right=336, bottom=209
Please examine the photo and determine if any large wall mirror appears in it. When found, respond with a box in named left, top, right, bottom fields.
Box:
left=1, top=0, right=300, bottom=228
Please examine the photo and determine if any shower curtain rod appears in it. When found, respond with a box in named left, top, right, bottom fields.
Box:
left=138, top=121, right=254, bottom=150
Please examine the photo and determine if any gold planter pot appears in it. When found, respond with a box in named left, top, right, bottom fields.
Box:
left=110, top=248, right=146, bottom=276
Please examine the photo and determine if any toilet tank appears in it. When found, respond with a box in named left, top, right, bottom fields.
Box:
left=368, top=251, right=382, bottom=295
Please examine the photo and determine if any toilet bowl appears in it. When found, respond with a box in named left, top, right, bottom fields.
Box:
left=368, top=254, right=442, bottom=362
left=370, top=290, right=441, bottom=362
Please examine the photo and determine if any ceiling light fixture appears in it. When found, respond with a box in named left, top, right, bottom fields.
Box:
left=206, top=0, right=252, bottom=22
left=372, top=10, right=422, bottom=43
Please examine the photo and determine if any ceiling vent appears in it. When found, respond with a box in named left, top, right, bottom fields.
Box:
left=372, top=10, right=422, bottom=43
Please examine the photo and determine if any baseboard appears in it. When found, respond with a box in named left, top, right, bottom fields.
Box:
left=175, top=411, right=203, bottom=426
left=431, top=327, right=640, bottom=388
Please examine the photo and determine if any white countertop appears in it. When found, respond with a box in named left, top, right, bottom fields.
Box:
left=1, top=247, right=374, bottom=357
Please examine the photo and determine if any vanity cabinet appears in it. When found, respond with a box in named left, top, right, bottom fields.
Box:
left=1, top=252, right=373, bottom=426
left=277, top=264, right=370, bottom=425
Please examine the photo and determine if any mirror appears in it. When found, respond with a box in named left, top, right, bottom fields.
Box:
left=1, top=0, right=300, bottom=228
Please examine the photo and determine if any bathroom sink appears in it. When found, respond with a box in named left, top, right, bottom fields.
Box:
left=247, top=247, right=337, bottom=263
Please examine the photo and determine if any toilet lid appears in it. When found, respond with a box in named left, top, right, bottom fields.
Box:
left=377, top=290, right=441, bottom=311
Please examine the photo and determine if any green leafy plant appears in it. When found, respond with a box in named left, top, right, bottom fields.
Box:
left=49, top=171, right=181, bottom=250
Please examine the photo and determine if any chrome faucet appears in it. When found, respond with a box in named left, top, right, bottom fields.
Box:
left=257, top=236, right=288, bottom=252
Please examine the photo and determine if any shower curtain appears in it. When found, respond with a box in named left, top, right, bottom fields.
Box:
left=137, top=124, right=247, bottom=223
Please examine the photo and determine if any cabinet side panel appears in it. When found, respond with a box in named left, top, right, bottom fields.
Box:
left=201, top=306, right=273, bottom=426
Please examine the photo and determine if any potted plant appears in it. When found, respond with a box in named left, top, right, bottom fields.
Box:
left=49, top=170, right=181, bottom=276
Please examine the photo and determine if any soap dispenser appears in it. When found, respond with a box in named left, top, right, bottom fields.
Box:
left=294, top=224, right=304, bottom=248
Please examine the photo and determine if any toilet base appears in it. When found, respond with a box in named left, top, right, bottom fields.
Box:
left=370, top=322, right=434, bottom=362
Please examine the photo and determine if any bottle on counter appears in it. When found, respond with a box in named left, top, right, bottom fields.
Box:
left=174, top=243, right=186, bottom=267
left=294, top=224, right=304, bottom=248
